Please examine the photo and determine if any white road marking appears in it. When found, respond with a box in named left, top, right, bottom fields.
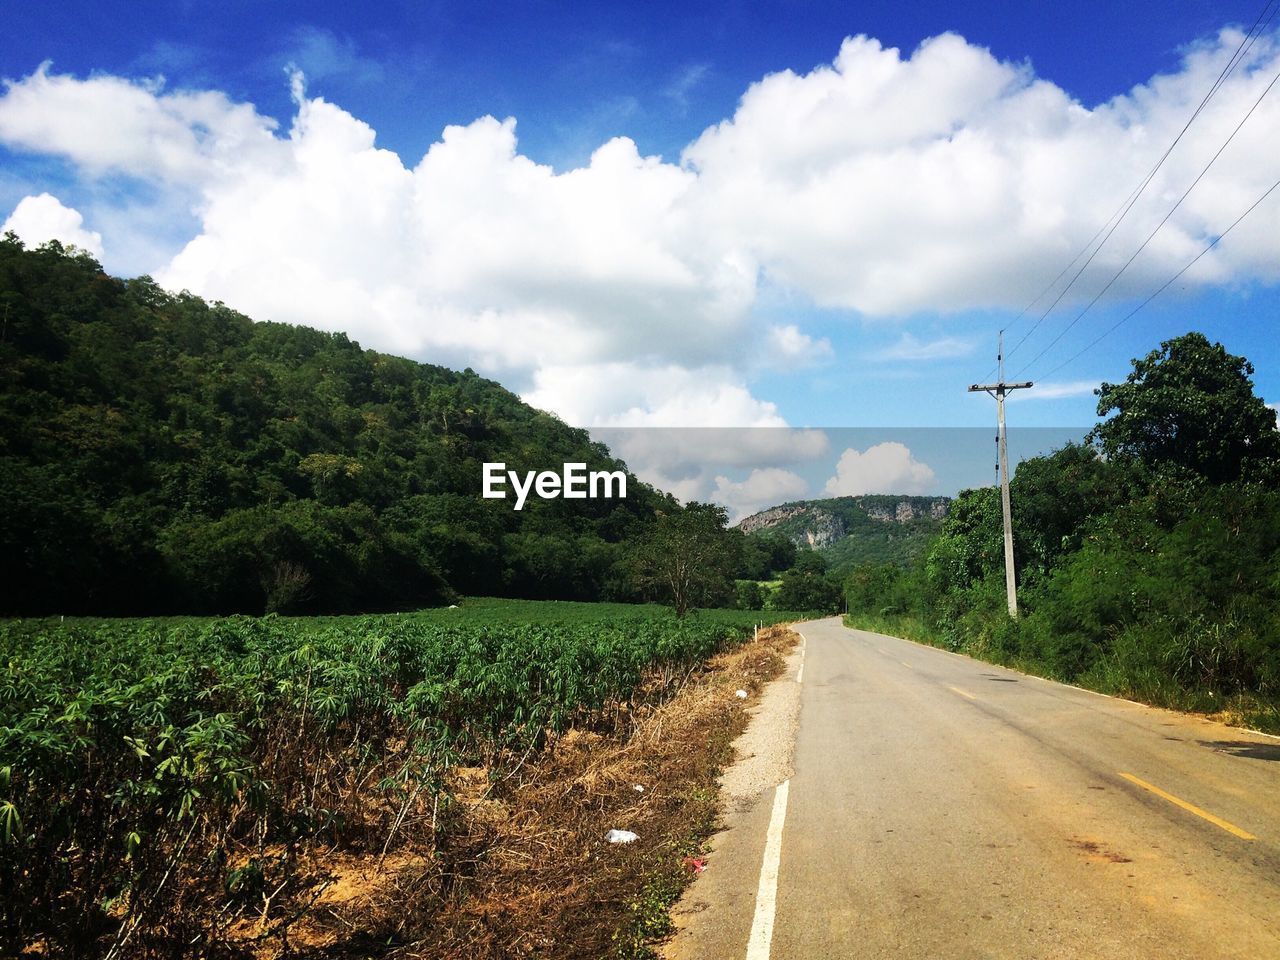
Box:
left=746, top=779, right=791, bottom=960
left=796, top=663, right=804, bottom=684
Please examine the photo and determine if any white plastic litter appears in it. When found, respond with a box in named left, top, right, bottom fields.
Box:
left=606, top=829, right=639, bottom=844
left=735, top=689, right=749, bottom=699
left=633, top=784, right=645, bottom=793
left=448, top=604, right=460, bottom=609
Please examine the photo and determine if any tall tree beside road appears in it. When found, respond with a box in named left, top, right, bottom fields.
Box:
left=1090, top=332, right=1280, bottom=485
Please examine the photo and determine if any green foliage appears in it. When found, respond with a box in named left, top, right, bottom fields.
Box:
left=614, top=872, right=684, bottom=959
left=631, top=503, right=739, bottom=616
left=0, top=236, right=668, bottom=615
left=923, top=486, right=1002, bottom=606
left=735, top=530, right=796, bottom=580
left=845, top=561, right=917, bottom=618
left=734, top=580, right=765, bottom=611
left=0, top=600, right=803, bottom=954
left=1009, top=442, right=1142, bottom=582
left=1091, top=331, right=1280, bottom=484
left=843, top=331, right=1280, bottom=731
left=773, top=551, right=843, bottom=614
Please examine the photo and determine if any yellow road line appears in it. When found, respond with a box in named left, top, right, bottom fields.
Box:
left=1118, top=772, right=1256, bottom=840
left=949, top=686, right=977, bottom=700
left=900, top=661, right=913, bottom=670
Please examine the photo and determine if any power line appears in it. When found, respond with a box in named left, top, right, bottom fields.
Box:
left=1005, top=0, right=1278, bottom=362
left=1016, top=61, right=1280, bottom=377
left=975, top=0, right=1280, bottom=381
left=1038, top=172, right=1280, bottom=379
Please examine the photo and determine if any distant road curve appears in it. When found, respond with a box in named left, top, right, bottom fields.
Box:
left=667, top=617, right=1280, bottom=960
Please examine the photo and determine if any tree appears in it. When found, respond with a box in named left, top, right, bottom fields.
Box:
left=632, top=502, right=738, bottom=616
left=0, top=238, right=670, bottom=614
left=773, top=565, right=842, bottom=613
left=1009, top=443, right=1141, bottom=582
left=1090, top=332, right=1280, bottom=485
left=925, top=486, right=1002, bottom=595
left=789, top=548, right=828, bottom=576
left=845, top=561, right=911, bottom=617
left=735, top=580, right=765, bottom=611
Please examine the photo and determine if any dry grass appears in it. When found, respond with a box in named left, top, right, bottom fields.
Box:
left=236, top=625, right=798, bottom=959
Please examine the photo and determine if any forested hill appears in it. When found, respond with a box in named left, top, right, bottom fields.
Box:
left=0, top=237, right=671, bottom=615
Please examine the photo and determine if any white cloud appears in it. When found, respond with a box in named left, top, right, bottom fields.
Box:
left=683, top=30, right=1280, bottom=314
left=599, top=419, right=825, bottom=472
left=589, top=426, right=828, bottom=510
left=2, top=193, right=104, bottom=258
left=0, top=63, right=280, bottom=184
left=523, top=363, right=783, bottom=428
left=872, top=332, right=975, bottom=361
left=824, top=442, right=937, bottom=495
left=282, top=27, right=385, bottom=86
left=713, top=468, right=809, bottom=522
left=762, top=323, right=833, bottom=367
left=1010, top=379, right=1099, bottom=400
left=1, top=27, right=1278, bottom=427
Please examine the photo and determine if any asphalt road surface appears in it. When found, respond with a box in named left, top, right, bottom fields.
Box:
left=666, top=617, right=1280, bottom=960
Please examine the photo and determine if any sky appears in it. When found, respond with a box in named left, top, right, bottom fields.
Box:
left=3, top=1, right=1279, bottom=515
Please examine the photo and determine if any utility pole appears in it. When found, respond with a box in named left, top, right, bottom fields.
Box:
left=969, top=332, right=1032, bottom=617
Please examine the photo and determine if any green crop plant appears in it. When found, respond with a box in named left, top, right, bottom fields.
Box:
left=0, top=601, right=802, bottom=955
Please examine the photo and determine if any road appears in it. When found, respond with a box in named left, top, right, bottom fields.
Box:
left=665, top=617, right=1280, bottom=959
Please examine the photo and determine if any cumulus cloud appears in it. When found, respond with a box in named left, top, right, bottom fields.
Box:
left=591, top=425, right=828, bottom=509
left=0, top=63, right=280, bottom=183
left=523, top=363, right=783, bottom=428
left=683, top=30, right=1280, bottom=314
left=155, top=97, right=763, bottom=419
left=824, top=442, right=937, bottom=495
left=1, top=26, right=1278, bottom=427
left=713, top=468, right=809, bottom=522
left=2, top=193, right=104, bottom=258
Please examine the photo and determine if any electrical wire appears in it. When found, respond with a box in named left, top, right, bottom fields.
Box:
left=975, top=0, right=1279, bottom=381
left=1016, top=62, right=1280, bottom=377
left=1037, top=172, right=1280, bottom=380
left=1004, top=0, right=1278, bottom=364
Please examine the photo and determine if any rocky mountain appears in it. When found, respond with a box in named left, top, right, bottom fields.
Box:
left=737, top=495, right=951, bottom=570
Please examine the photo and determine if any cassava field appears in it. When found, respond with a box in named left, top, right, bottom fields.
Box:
left=0, top=599, right=804, bottom=958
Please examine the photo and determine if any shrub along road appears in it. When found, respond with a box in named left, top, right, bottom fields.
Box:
left=668, top=617, right=1280, bottom=959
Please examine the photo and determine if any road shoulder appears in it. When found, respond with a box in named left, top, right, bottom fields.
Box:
left=663, top=628, right=806, bottom=960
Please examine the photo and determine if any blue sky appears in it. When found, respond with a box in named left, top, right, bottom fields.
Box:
left=2, top=1, right=1278, bottom=505
left=2, top=1, right=1235, bottom=166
